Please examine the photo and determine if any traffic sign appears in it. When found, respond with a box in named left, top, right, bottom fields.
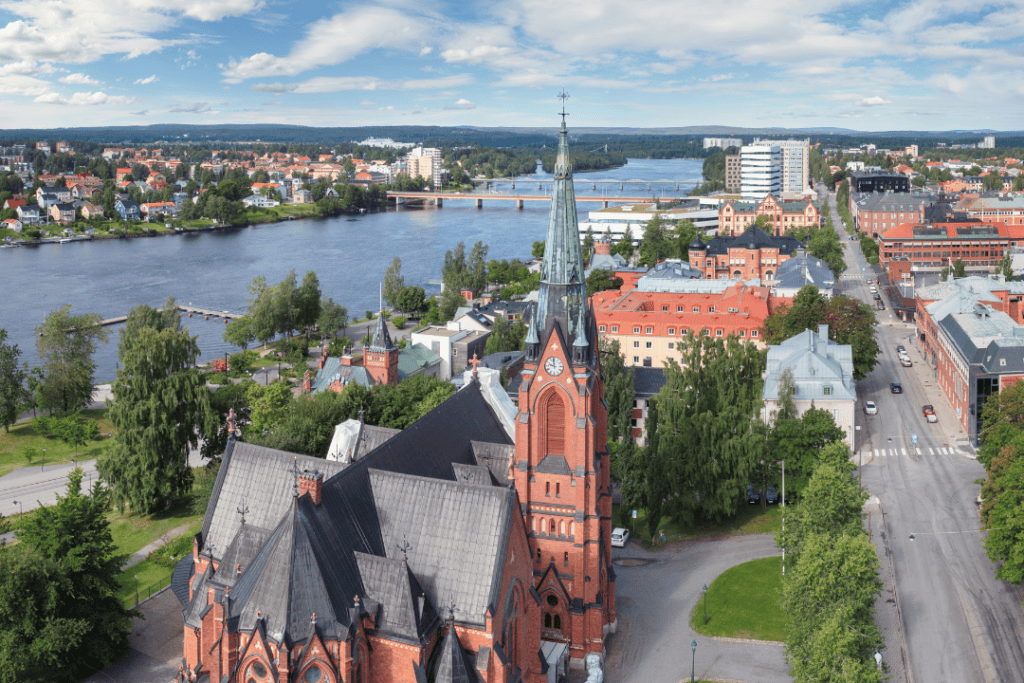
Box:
left=632, top=509, right=637, bottom=519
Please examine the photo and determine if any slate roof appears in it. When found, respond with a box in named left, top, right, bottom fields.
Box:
left=369, top=312, right=396, bottom=351
left=355, top=552, right=439, bottom=642
left=763, top=325, right=855, bottom=402
left=432, top=622, right=479, bottom=683
left=399, top=343, right=442, bottom=380
left=938, top=304, right=1024, bottom=374
left=700, top=226, right=805, bottom=257
left=773, top=253, right=835, bottom=292
left=191, top=382, right=515, bottom=646
left=632, top=366, right=667, bottom=399
left=310, top=357, right=373, bottom=394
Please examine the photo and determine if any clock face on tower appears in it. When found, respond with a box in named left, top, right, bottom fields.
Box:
left=544, top=357, right=564, bottom=376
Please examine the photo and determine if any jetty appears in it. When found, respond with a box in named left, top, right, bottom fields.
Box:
left=98, top=304, right=244, bottom=328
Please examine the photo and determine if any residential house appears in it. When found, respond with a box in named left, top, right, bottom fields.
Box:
left=762, top=324, right=857, bottom=451
left=770, top=251, right=836, bottom=301
left=16, top=205, right=41, bottom=224
left=688, top=226, right=805, bottom=281
left=80, top=203, right=104, bottom=220
left=718, top=195, right=822, bottom=236
left=50, top=202, right=75, bottom=225
left=242, top=194, right=280, bottom=208
left=2, top=218, right=22, bottom=232
left=4, top=197, right=26, bottom=212
left=293, top=188, right=313, bottom=204
left=115, top=199, right=141, bottom=220
left=409, top=326, right=490, bottom=380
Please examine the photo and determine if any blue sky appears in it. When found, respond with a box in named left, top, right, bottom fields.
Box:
left=0, top=0, right=1021, bottom=132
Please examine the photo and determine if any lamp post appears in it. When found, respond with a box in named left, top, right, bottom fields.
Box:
left=134, top=575, right=139, bottom=605
left=691, top=640, right=697, bottom=683
left=42, top=447, right=45, bottom=471
left=702, top=584, right=708, bottom=625
left=13, top=500, right=20, bottom=515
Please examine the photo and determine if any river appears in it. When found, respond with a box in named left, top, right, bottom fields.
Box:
left=0, top=158, right=703, bottom=383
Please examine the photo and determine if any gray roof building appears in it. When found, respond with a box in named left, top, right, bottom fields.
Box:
left=771, top=252, right=835, bottom=297
left=763, top=325, right=855, bottom=403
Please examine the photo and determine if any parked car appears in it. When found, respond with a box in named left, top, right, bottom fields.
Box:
left=891, top=382, right=903, bottom=394
left=610, top=528, right=630, bottom=547
left=896, top=344, right=906, bottom=353
left=865, top=400, right=878, bottom=415
left=923, top=405, right=937, bottom=423
left=874, top=293, right=881, bottom=301
left=902, top=357, right=912, bottom=367
left=747, top=484, right=761, bottom=504
left=765, top=487, right=780, bottom=504
left=876, top=301, right=885, bottom=310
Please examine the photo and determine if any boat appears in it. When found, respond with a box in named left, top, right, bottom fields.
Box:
left=58, top=238, right=72, bottom=244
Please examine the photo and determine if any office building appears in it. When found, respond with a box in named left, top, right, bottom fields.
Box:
left=725, top=154, right=741, bottom=192
left=740, top=145, right=781, bottom=201
left=751, top=139, right=810, bottom=195
left=704, top=137, right=742, bottom=150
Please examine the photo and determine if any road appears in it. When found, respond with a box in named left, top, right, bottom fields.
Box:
left=825, top=188, right=1024, bottom=682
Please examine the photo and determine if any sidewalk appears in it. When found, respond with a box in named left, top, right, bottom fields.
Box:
left=121, top=523, right=194, bottom=571
left=865, top=497, right=909, bottom=683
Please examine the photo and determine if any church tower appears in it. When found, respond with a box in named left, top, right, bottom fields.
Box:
left=364, top=311, right=398, bottom=386
left=514, top=98, right=616, bottom=666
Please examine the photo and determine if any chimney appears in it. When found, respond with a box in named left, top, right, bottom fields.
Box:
left=298, top=469, right=323, bottom=506
left=319, top=345, right=328, bottom=369
left=818, top=324, right=829, bottom=343
left=341, top=354, right=353, bottom=366
left=302, top=370, right=312, bottom=394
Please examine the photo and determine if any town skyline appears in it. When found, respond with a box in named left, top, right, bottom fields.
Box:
left=0, top=0, right=1019, bottom=131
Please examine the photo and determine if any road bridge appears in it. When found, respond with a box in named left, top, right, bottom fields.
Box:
left=387, top=191, right=686, bottom=210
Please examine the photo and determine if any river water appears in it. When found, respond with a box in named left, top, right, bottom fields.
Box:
left=0, top=158, right=703, bottom=382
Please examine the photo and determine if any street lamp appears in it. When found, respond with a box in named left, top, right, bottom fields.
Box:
left=13, top=500, right=20, bottom=515
left=874, top=652, right=882, bottom=671
left=702, top=584, right=708, bottom=625
left=691, top=640, right=697, bottom=683
left=134, top=575, right=139, bottom=605
left=41, top=448, right=45, bottom=471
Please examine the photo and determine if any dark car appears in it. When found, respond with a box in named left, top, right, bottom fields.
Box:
left=891, top=382, right=903, bottom=394
left=876, top=301, right=885, bottom=310
left=747, top=484, right=761, bottom=504
left=765, top=487, right=780, bottom=504
left=896, top=344, right=906, bottom=353
left=873, top=293, right=881, bottom=300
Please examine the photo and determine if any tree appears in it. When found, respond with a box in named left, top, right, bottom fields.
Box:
left=586, top=268, right=623, bottom=296
left=582, top=228, right=595, bottom=263
left=777, top=461, right=867, bottom=567
left=35, top=305, right=108, bottom=414
left=983, top=456, right=1024, bottom=584
left=671, top=219, right=697, bottom=261
left=100, top=306, right=216, bottom=513
left=1000, top=252, right=1014, bottom=281
left=246, top=381, right=294, bottom=438
left=532, top=240, right=546, bottom=258
left=382, top=257, right=405, bottom=308
left=984, top=173, right=1004, bottom=191
left=223, top=315, right=256, bottom=351
left=246, top=275, right=277, bottom=347
left=0, top=329, right=27, bottom=432
left=952, top=258, right=966, bottom=279
left=295, top=270, right=322, bottom=339
left=769, top=407, right=847, bottom=498
left=979, top=378, right=1024, bottom=468
left=394, top=286, right=427, bottom=313
left=318, top=298, right=349, bottom=337
left=467, top=241, right=489, bottom=292
left=650, top=332, right=768, bottom=525
left=274, top=270, right=300, bottom=339
left=200, top=379, right=255, bottom=461
left=10, top=469, right=136, bottom=682
left=637, top=215, right=669, bottom=267
left=612, top=226, right=635, bottom=260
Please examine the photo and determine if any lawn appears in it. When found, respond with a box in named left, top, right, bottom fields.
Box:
left=690, top=556, right=788, bottom=642
left=107, top=494, right=203, bottom=558
left=0, top=408, right=115, bottom=477
left=612, top=501, right=784, bottom=547
left=116, top=520, right=201, bottom=607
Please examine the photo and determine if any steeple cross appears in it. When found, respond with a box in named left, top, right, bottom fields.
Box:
left=446, top=597, right=460, bottom=623
left=469, top=353, right=482, bottom=378
left=557, top=88, right=570, bottom=123
left=289, top=456, right=300, bottom=498
left=236, top=500, right=249, bottom=524
left=398, top=535, right=412, bottom=562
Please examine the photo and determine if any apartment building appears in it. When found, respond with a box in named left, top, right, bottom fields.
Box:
left=740, top=145, right=781, bottom=201
left=849, top=170, right=910, bottom=194
left=688, top=225, right=805, bottom=281
left=406, top=147, right=442, bottom=190
left=956, top=195, right=1024, bottom=227
left=704, top=137, right=742, bottom=150
left=725, top=154, right=741, bottom=192
left=850, top=191, right=934, bottom=236
left=718, top=195, right=821, bottom=236
left=877, top=221, right=1024, bottom=272
left=751, top=138, right=810, bottom=195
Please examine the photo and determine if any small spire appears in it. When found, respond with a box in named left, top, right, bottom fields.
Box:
left=446, top=596, right=460, bottom=623
left=469, top=353, right=482, bottom=381
left=557, top=87, right=570, bottom=129
left=573, top=303, right=589, bottom=348
left=290, top=456, right=300, bottom=498
left=236, top=499, right=249, bottom=524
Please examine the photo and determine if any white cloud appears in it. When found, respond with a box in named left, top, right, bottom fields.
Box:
left=169, top=102, right=213, bottom=113
left=0, top=60, right=56, bottom=76
left=59, top=72, right=99, bottom=85
left=444, top=98, right=475, bottom=110
left=929, top=73, right=968, bottom=94
left=419, top=46, right=432, bottom=56
left=250, top=74, right=474, bottom=94
left=34, top=90, right=135, bottom=105
left=857, top=96, right=892, bottom=106
left=134, top=74, right=159, bottom=84
left=222, top=6, right=433, bottom=82
left=130, top=110, right=148, bottom=115
left=358, top=100, right=376, bottom=106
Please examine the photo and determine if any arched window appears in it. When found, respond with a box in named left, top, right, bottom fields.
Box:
left=555, top=482, right=560, bottom=497
left=531, top=517, right=537, bottom=532
left=559, top=520, right=565, bottom=536
left=550, top=520, right=556, bottom=533
left=545, top=481, right=551, bottom=496
left=553, top=615, right=561, bottom=629
left=545, top=392, right=565, bottom=456
left=544, top=613, right=552, bottom=628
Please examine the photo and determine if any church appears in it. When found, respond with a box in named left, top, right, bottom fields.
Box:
left=173, top=113, right=617, bottom=683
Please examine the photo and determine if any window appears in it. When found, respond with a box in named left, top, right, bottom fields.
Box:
left=668, top=342, right=675, bottom=349
left=611, top=326, right=618, bottom=333
left=564, top=551, right=569, bottom=566
left=716, top=329, right=723, bottom=336
left=633, top=326, right=641, bottom=333
left=645, top=341, right=652, bottom=349
left=662, top=306, right=668, bottom=312
left=550, top=520, right=556, bottom=533
left=633, top=341, right=640, bottom=348
left=751, top=330, right=759, bottom=337
left=556, top=482, right=560, bottom=497
left=823, top=385, right=832, bottom=396
left=633, top=356, right=639, bottom=363
left=646, top=327, right=653, bottom=334
left=668, top=328, right=675, bottom=335
left=304, top=667, right=323, bottom=683
left=643, top=357, right=652, bottom=367
left=739, top=330, right=746, bottom=337
left=693, top=306, right=699, bottom=312
left=677, top=306, right=684, bottom=312
left=545, top=481, right=550, bottom=497
left=599, top=325, right=606, bottom=332
left=545, top=393, right=565, bottom=456
left=545, top=613, right=552, bottom=628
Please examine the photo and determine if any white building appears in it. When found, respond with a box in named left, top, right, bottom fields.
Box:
left=979, top=136, right=996, bottom=149
left=406, top=147, right=443, bottom=190
left=703, top=137, right=742, bottom=150
left=577, top=198, right=721, bottom=243
left=752, top=138, right=809, bottom=195
left=740, top=145, right=782, bottom=201
left=762, top=324, right=857, bottom=451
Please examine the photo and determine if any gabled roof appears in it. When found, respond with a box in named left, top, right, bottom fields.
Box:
left=763, top=326, right=855, bottom=402
left=310, top=357, right=373, bottom=394
left=398, top=343, right=442, bottom=380
left=355, top=552, right=438, bottom=643
left=773, top=253, right=835, bottom=291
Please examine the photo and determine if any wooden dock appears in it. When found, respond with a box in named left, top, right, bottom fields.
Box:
left=98, top=305, right=243, bottom=327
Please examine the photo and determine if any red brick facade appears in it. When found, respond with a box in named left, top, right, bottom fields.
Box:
left=877, top=221, right=1024, bottom=272
left=718, top=195, right=820, bottom=236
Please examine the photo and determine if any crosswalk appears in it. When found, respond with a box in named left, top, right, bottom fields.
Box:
left=861, top=445, right=957, bottom=458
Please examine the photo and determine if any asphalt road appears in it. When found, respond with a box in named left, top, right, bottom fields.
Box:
left=828, top=190, right=1024, bottom=683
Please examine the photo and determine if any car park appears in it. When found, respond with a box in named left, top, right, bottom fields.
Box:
left=610, top=528, right=630, bottom=547
left=865, top=400, right=878, bottom=415
left=923, top=405, right=937, bottom=423
left=891, top=382, right=903, bottom=394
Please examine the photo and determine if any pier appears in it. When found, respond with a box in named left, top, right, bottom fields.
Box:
left=98, top=304, right=244, bottom=327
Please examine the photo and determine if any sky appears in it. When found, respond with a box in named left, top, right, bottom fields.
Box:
left=0, top=0, right=1022, bottom=133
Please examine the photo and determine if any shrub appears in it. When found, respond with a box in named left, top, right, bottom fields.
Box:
left=328, top=336, right=352, bottom=356
left=205, top=372, right=229, bottom=385
left=211, top=358, right=228, bottom=373
left=391, top=315, right=407, bottom=329
left=230, top=350, right=256, bottom=376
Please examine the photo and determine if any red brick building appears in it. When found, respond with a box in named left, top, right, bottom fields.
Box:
left=688, top=225, right=805, bottom=281
left=718, top=195, right=821, bottom=236
left=174, top=117, right=614, bottom=683
left=877, top=221, right=1024, bottom=272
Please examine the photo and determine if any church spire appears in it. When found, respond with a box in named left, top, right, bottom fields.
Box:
left=533, top=89, right=588, bottom=343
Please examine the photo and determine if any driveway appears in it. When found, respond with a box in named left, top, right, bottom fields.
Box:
left=83, top=588, right=183, bottom=683
left=604, top=534, right=789, bottom=683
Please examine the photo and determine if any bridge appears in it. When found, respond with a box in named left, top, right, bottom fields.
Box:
left=387, top=191, right=686, bottom=210
left=99, top=304, right=244, bottom=327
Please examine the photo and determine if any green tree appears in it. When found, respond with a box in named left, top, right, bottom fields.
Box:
left=274, top=270, right=300, bottom=339
left=637, top=215, right=669, bottom=267
left=295, top=271, right=322, bottom=340
left=613, top=226, right=635, bottom=260
left=101, top=306, right=215, bottom=512
left=601, top=339, right=635, bottom=445
left=983, top=456, right=1024, bottom=584
left=582, top=227, right=595, bottom=264
left=382, top=257, right=405, bottom=308
left=484, top=314, right=527, bottom=354
left=586, top=269, right=623, bottom=296
left=246, top=381, right=294, bottom=438
left=318, top=298, right=349, bottom=337
left=0, top=329, right=27, bottom=432
left=35, top=304, right=108, bottom=414
left=652, top=332, right=767, bottom=525
left=777, top=461, right=867, bottom=567
left=983, top=173, right=1004, bottom=191
left=246, top=275, right=277, bottom=348
left=953, top=258, right=966, bottom=278
left=979, top=379, right=1024, bottom=469
left=394, top=286, right=427, bottom=313
left=671, top=219, right=697, bottom=260
left=224, top=315, right=256, bottom=351
left=769, top=407, right=847, bottom=498
left=12, top=468, right=136, bottom=681
left=1000, top=252, right=1014, bottom=281
left=200, top=379, right=255, bottom=461
left=532, top=240, right=546, bottom=258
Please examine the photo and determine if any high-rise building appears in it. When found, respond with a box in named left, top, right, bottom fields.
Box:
left=725, top=154, right=741, bottom=192
left=740, top=145, right=781, bottom=201
left=406, top=146, right=442, bottom=190
left=979, top=136, right=996, bottom=149
left=704, top=137, right=743, bottom=150
left=751, top=138, right=809, bottom=195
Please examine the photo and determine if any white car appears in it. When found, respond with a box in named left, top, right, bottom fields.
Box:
left=865, top=401, right=878, bottom=415
left=611, top=528, right=630, bottom=548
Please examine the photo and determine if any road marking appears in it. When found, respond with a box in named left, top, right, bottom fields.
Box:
left=874, top=449, right=880, bottom=459
left=916, top=448, right=922, bottom=456
left=901, top=448, right=908, bottom=456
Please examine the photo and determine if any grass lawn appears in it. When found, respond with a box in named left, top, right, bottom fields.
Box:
left=106, top=494, right=203, bottom=558
left=0, top=408, right=115, bottom=477
left=116, top=520, right=201, bottom=607
left=690, top=556, right=788, bottom=642
left=612, top=501, right=783, bottom=547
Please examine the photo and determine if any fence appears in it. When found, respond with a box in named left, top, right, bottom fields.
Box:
left=124, top=572, right=173, bottom=608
